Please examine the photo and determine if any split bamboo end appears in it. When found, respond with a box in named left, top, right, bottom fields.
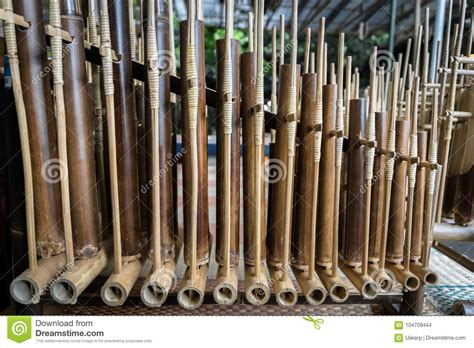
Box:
left=10, top=253, right=67, bottom=305
left=410, top=262, right=438, bottom=286
left=292, top=266, right=327, bottom=305
left=101, top=258, right=143, bottom=307
left=51, top=243, right=111, bottom=304
left=177, top=264, right=208, bottom=310
left=213, top=266, right=238, bottom=305
left=244, top=265, right=270, bottom=306
left=141, top=260, right=177, bottom=307
left=317, top=267, right=350, bottom=303
left=386, top=263, right=421, bottom=291
left=368, top=263, right=395, bottom=292
left=268, top=265, right=298, bottom=307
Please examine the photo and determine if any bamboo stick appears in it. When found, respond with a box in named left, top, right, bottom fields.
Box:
left=213, top=0, right=238, bottom=305
left=280, top=14, right=285, bottom=65
left=303, top=28, right=311, bottom=74
left=1, top=0, right=36, bottom=271
left=49, top=0, right=74, bottom=266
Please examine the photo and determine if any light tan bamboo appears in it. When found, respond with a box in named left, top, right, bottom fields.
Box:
left=51, top=243, right=111, bottom=304
left=344, top=56, right=352, bottom=137
left=378, top=62, right=400, bottom=275
left=437, top=0, right=467, bottom=223
left=420, top=8, right=429, bottom=128
left=1, top=0, right=36, bottom=272
left=213, top=0, right=237, bottom=305
left=49, top=0, right=74, bottom=267
left=303, top=28, right=311, bottom=74
left=280, top=14, right=285, bottom=65
left=248, top=12, right=254, bottom=52
left=254, top=0, right=264, bottom=280
left=271, top=27, right=277, bottom=112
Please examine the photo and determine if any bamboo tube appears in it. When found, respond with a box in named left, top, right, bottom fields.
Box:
left=10, top=253, right=67, bottom=304
left=400, top=38, right=412, bottom=94
left=49, top=0, right=73, bottom=266
left=254, top=0, right=264, bottom=282
left=141, top=0, right=166, bottom=308
left=437, top=0, right=467, bottom=222
left=332, top=33, right=345, bottom=278
left=310, top=52, right=315, bottom=73
left=241, top=51, right=269, bottom=305
left=403, top=77, right=420, bottom=274
left=13, top=0, right=65, bottom=257
left=1, top=0, right=36, bottom=271
left=411, top=131, right=427, bottom=261
left=303, top=28, right=311, bottom=74
left=420, top=8, right=429, bottom=128
left=51, top=242, right=111, bottom=304
left=177, top=0, right=209, bottom=309
left=99, top=0, right=142, bottom=307
left=280, top=14, right=284, bottom=65
left=153, top=0, right=176, bottom=262
left=344, top=56, right=352, bottom=136
left=248, top=12, right=254, bottom=52
left=59, top=0, right=101, bottom=260
left=378, top=62, right=400, bottom=283
left=88, top=0, right=108, bottom=231
left=343, top=98, right=366, bottom=266
left=214, top=0, right=239, bottom=305
left=271, top=27, right=277, bottom=113
left=386, top=115, right=410, bottom=264
left=108, top=0, right=141, bottom=259
left=369, top=111, right=389, bottom=263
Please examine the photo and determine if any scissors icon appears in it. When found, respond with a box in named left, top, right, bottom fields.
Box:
left=303, top=316, right=324, bottom=330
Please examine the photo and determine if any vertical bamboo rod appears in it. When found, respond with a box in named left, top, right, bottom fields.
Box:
left=344, top=56, right=352, bottom=137
left=333, top=32, right=345, bottom=278
left=248, top=12, right=254, bottom=52
left=254, top=0, right=265, bottom=279
left=280, top=14, right=285, bottom=65
left=271, top=27, right=277, bottom=113
left=49, top=0, right=74, bottom=266
left=99, top=0, right=122, bottom=274
left=1, top=0, right=37, bottom=270
left=303, top=28, right=311, bottom=74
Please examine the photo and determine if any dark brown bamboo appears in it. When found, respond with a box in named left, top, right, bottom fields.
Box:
left=241, top=51, right=266, bottom=265
left=343, top=98, right=366, bottom=266
left=316, top=84, right=337, bottom=268
left=216, top=38, right=240, bottom=267
left=411, top=131, right=427, bottom=261
left=369, top=111, right=388, bottom=262
left=386, top=119, right=410, bottom=263
left=61, top=0, right=101, bottom=258
left=14, top=0, right=65, bottom=257
left=146, top=0, right=175, bottom=261
left=180, top=19, right=209, bottom=266
left=292, top=73, right=317, bottom=269
left=267, top=64, right=300, bottom=267
left=109, top=0, right=141, bottom=257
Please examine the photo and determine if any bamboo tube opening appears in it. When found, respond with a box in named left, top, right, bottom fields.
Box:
left=244, top=266, right=270, bottom=305
left=10, top=279, right=39, bottom=305
left=141, top=284, right=167, bottom=306
left=275, top=288, right=297, bottom=307
left=405, top=276, right=420, bottom=291
left=332, top=285, right=349, bottom=302
left=10, top=253, right=67, bottom=304
left=101, top=259, right=142, bottom=306
left=50, top=280, right=76, bottom=304
left=362, top=282, right=378, bottom=299
left=425, top=272, right=438, bottom=285
left=213, top=266, right=238, bottom=305
left=178, top=288, right=203, bottom=309
left=102, top=285, right=126, bottom=304
left=308, top=289, right=325, bottom=304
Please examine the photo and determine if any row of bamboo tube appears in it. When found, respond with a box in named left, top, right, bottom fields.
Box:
left=1, top=0, right=472, bottom=309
